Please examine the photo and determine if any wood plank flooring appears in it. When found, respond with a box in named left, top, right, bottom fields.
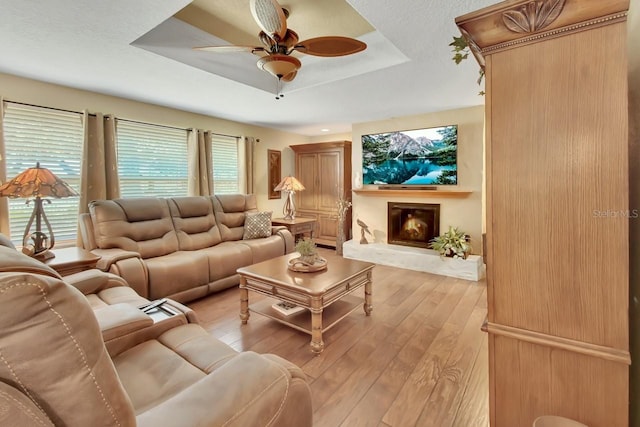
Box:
left=188, top=249, right=489, bottom=427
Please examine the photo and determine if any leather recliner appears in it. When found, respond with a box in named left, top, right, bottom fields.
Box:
left=0, top=246, right=313, bottom=427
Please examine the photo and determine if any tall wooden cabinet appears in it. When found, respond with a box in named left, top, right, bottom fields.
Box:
left=457, top=1, right=630, bottom=426
left=290, top=141, right=351, bottom=247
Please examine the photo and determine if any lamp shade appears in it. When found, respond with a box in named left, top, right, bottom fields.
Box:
left=0, top=162, right=78, bottom=199
left=274, top=175, right=305, bottom=192
left=257, top=54, right=301, bottom=79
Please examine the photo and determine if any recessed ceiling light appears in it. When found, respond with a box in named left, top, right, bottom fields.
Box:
left=320, top=128, right=330, bottom=132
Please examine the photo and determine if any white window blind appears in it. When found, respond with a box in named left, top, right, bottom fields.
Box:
left=3, top=104, right=83, bottom=245
left=212, top=135, right=239, bottom=194
left=117, top=121, right=188, bottom=198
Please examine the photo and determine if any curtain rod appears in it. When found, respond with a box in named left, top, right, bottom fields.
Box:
left=6, top=100, right=96, bottom=117
left=6, top=100, right=242, bottom=139
left=117, top=117, right=241, bottom=139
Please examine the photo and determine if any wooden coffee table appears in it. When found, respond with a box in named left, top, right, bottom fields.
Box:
left=237, top=253, right=375, bottom=354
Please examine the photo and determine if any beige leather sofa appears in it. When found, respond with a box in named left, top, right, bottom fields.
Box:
left=0, top=245, right=313, bottom=427
left=80, top=194, right=294, bottom=302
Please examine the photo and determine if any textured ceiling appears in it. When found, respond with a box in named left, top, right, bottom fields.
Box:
left=0, top=0, right=497, bottom=136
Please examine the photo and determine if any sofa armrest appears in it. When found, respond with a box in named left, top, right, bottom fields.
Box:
left=102, top=301, right=192, bottom=357
left=92, top=248, right=142, bottom=271
left=94, top=303, right=154, bottom=342
left=91, top=248, right=150, bottom=299
left=164, top=299, right=199, bottom=324
left=64, top=269, right=129, bottom=295
left=273, top=227, right=295, bottom=254
left=135, top=351, right=312, bottom=427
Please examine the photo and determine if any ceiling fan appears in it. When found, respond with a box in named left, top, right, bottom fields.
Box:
left=193, top=0, right=367, bottom=98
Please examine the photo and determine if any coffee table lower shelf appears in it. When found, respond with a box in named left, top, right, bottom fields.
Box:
left=249, top=294, right=363, bottom=335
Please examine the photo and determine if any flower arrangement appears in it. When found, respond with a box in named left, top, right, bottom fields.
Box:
left=336, top=196, right=352, bottom=222
left=429, top=226, right=472, bottom=259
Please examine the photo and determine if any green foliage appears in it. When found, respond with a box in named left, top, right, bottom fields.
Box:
left=295, top=237, right=317, bottom=256
left=449, top=36, right=485, bottom=95
left=436, top=126, right=457, bottom=147
left=362, top=134, right=391, bottom=166
left=435, top=170, right=457, bottom=185
left=429, top=145, right=457, bottom=166
left=429, top=226, right=471, bottom=259
left=449, top=36, right=469, bottom=64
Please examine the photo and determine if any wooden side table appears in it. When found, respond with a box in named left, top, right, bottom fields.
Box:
left=272, top=217, right=317, bottom=241
left=44, top=247, right=100, bottom=276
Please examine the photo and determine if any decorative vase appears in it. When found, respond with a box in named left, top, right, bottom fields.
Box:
left=300, top=254, right=317, bottom=265
left=336, top=218, right=346, bottom=256
left=353, top=171, right=363, bottom=189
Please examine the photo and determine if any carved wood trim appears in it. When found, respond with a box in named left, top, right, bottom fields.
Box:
left=486, top=322, right=631, bottom=365
left=502, top=0, right=566, bottom=33
left=456, top=0, right=629, bottom=66
left=483, top=11, right=628, bottom=54
left=459, top=27, right=485, bottom=69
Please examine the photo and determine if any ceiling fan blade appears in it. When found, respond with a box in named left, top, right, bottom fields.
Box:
left=250, top=0, right=287, bottom=41
left=281, top=70, right=297, bottom=82
left=295, top=36, right=366, bottom=57
left=194, top=45, right=266, bottom=55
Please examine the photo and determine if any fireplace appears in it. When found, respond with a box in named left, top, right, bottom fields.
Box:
left=387, top=202, right=440, bottom=249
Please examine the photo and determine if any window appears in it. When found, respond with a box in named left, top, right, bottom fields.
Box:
left=117, top=121, right=188, bottom=197
left=3, top=104, right=83, bottom=245
left=212, top=135, right=240, bottom=194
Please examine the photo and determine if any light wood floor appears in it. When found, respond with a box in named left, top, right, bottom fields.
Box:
left=188, top=249, right=489, bottom=427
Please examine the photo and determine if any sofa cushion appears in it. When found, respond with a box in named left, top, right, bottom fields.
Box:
left=168, top=197, right=223, bottom=250
left=90, top=199, right=179, bottom=259
left=145, top=252, right=209, bottom=300
left=157, top=324, right=237, bottom=374
left=85, top=286, right=149, bottom=310
left=213, top=194, right=258, bottom=241
left=243, top=211, right=272, bottom=239
left=200, top=242, right=253, bottom=281
left=114, top=339, right=206, bottom=415
left=113, top=325, right=238, bottom=415
left=238, top=235, right=287, bottom=264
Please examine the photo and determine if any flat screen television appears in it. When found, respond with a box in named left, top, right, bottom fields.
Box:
left=361, top=125, right=458, bottom=186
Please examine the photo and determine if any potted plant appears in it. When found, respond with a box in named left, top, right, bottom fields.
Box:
left=295, top=237, right=319, bottom=265
left=429, top=226, right=471, bottom=259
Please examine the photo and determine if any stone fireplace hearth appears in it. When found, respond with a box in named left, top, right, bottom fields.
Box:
left=344, top=202, right=484, bottom=281
left=387, top=202, right=440, bottom=249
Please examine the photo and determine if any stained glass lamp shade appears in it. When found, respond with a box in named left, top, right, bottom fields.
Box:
left=273, top=175, right=305, bottom=220
left=0, top=162, right=79, bottom=258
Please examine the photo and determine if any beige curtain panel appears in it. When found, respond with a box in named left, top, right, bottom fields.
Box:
left=0, top=98, right=9, bottom=235
left=187, top=129, right=213, bottom=196
left=244, top=136, right=257, bottom=194
left=79, top=112, right=120, bottom=213
left=78, top=112, right=119, bottom=245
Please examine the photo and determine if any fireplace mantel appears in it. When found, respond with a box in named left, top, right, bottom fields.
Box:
left=353, top=189, right=472, bottom=197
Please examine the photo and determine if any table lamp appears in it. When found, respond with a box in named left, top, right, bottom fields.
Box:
left=274, top=175, right=305, bottom=220
left=0, top=162, right=79, bottom=259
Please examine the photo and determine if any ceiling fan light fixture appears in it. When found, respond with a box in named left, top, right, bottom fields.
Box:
left=257, top=54, right=301, bottom=79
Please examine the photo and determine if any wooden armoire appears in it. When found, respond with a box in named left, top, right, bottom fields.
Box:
left=290, top=141, right=352, bottom=247
left=457, top=1, right=631, bottom=426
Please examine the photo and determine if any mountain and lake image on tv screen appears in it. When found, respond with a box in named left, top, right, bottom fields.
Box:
left=361, top=125, right=457, bottom=185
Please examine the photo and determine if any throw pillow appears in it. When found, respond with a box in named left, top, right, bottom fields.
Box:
left=243, top=211, right=272, bottom=240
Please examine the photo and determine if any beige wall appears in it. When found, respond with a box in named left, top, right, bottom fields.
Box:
left=0, top=72, right=310, bottom=214
left=351, top=105, right=484, bottom=253
left=0, top=73, right=485, bottom=244
left=309, top=132, right=352, bottom=143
